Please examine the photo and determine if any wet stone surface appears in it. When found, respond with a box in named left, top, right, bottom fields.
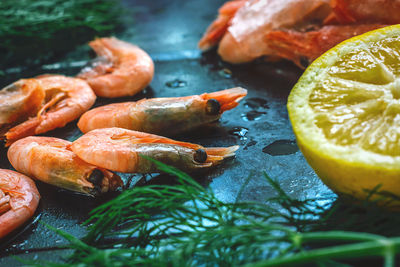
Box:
left=0, top=0, right=334, bottom=265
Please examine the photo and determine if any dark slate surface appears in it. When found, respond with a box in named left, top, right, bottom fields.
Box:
left=0, top=0, right=334, bottom=264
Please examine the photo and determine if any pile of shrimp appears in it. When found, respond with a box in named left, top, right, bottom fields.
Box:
left=0, top=36, right=246, bottom=238
left=199, top=0, right=400, bottom=67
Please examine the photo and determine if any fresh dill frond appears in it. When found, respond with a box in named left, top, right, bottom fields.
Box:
left=0, top=0, right=123, bottom=69
left=34, top=160, right=400, bottom=266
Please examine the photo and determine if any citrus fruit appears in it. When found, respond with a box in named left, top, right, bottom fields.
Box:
left=287, top=25, right=400, bottom=205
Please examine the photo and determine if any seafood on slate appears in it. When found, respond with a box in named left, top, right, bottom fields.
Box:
left=71, top=128, right=239, bottom=173
left=0, top=169, right=40, bottom=239
left=2, top=74, right=96, bottom=146
left=78, top=37, right=154, bottom=98
left=78, top=87, right=247, bottom=135
left=199, top=0, right=392, bottom=67
left=8, top=136, right=122, bottom=196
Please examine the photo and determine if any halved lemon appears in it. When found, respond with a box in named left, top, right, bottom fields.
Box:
left=288, top=25, right=400, bottom=205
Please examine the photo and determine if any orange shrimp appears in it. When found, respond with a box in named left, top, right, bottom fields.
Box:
left=200, top=0, right=398, bottom=66
left=0, top=169, right=40, bottom=239
left=4, top=74, right=96, bottom=146
left=0, top=79, right=45, bottom=136
left=7, top=136, right=122, bottom=196
left=71, top=128, right=239, bottom=173
left=199, top=0, right=331, bottom=64
left=329, top=0, right=400, bottom=24
left=198, top=0, right=248, bottom=51
left=77, top=87, right=247, bottom=135
left=77, top=37, right=154, bottom=98
left=264, top=24, right=385, bottom=67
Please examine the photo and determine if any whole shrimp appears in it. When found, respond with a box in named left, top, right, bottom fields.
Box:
left=8, top=136, right=122, bottom=196
left=71, top=128, right=239, bottom=173
left=78, top=37, right=154, bottom=98
left=77, top=87, right=247, bottom=135
left=199, top=0, right=395, bottom=67
left=3, top=74, right=96, bottom=146
left=0, top=169, right=40, bottom=239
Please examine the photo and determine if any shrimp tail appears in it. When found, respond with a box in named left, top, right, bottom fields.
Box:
left=5, top=118, right=40, bottom=147
left=205, top=145, right=239, bottom=165
left=201, top=87, right=247, bottom=112
left=198, top=0, right=248, bottom=50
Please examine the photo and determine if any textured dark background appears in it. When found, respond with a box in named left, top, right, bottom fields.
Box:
left=0, top=0, right=334, bottom=264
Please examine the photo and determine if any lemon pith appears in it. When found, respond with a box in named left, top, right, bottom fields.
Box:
left=288, top=25, right=400, bottom=203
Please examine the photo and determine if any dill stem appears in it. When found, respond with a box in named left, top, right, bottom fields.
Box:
left=246, top=236, right=400, bottom=267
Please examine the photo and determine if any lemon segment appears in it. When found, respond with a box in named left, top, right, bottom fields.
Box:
left=287, top=25, right=400, bottom=204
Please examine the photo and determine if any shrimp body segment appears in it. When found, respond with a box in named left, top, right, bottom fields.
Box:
left=0, top=169, right=40, bottom=239
left=78, top=37, right=154, bottom=98
left=8, top=137, right=122, bottom=196
left=78, top=87, right=247, bottom=135
left=71, top=128, right=239, bottom=173
left=4, top=75, right=96, bottom=146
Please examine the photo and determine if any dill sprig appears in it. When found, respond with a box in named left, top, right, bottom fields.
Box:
left=35, top=160, right=400, bottom=266
left=0, top=0, right=123, bottom=69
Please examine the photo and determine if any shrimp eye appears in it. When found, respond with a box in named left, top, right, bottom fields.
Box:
left=194, top=149, right=208, bottom=163
left=88, top=169, right=104, bottom=185
left=206, top=99, right=221, bottom=115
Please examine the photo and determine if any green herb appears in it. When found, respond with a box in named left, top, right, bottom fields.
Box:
left=33, top=159, right=400, bottom=266
left=0, top=0, right=123, bottom=69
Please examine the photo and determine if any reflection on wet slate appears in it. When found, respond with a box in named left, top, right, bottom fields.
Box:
left=262, top=140, right=299, bottom=156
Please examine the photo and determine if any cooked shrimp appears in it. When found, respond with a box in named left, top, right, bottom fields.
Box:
left=330, top=0, right=400, bottom=24
left=0, top=169, right=40, bottom=239
left=199, top=0, right=331, bottom=63
left=4, top=75, right=96, bottom=146
left=264, top=24, right=385, bottom=67
left=77, top=87, right=247, bottom=135
left=200, top=0, right=398, bottom=66
left=0, top=79, right=45, bottom=136
left=8, top=136, right=122, bottom=196
left=78, top=37, right=154, bottom=98
left=71, top=128, right=239, bottom=173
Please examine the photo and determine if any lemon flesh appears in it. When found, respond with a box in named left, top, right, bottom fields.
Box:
left=288, top=25, right=400, bottom=205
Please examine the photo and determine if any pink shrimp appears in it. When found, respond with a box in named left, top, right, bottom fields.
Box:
left=77, top=37, right=154, bottom=98
left=0, top=169, right=40, bottom=239
left=8, top=136, right=122, bottom=196
left=77, top=87, right=247, bottom=135
left=329, top=0, right=400, bottom=24
left=199, top=0, right=398, bottom=66
left=4, top=74, right=96, bottom=146
left=71, top=128, right=239, bottom=173
left=264, top=24, right=385, bottom=67
left=199, top=0, right=331, bottom=63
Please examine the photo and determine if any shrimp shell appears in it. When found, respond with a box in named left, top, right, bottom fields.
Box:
left=0, top=169, right=40, bottom=239
left=8, top=136, right=122, bottom=196
left=77, top=87, right=247, bottom=135
left=71, top=128, right=239, bottom=173
left=4, top=75, right=96, bottom=146
left=78, top=37, right=154, bottom=98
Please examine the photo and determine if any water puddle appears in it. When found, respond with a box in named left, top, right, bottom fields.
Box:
left=241, top=111, right=266, bottom=121
left=262, top=140, right=298, bottom=156
left=244, top=98, right=269, bottom=109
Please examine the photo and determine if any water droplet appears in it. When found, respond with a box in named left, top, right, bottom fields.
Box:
left=241, top=111, right=266, bottom=121
left=218, top=68, right=232, bottom=78
left=228, top=127, right=248, bottom=140
left=165, top=79, right=187, bottom=88
left=262, top=140, right=298, bottom=156
left=244, top=98, right=269, bottom=109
